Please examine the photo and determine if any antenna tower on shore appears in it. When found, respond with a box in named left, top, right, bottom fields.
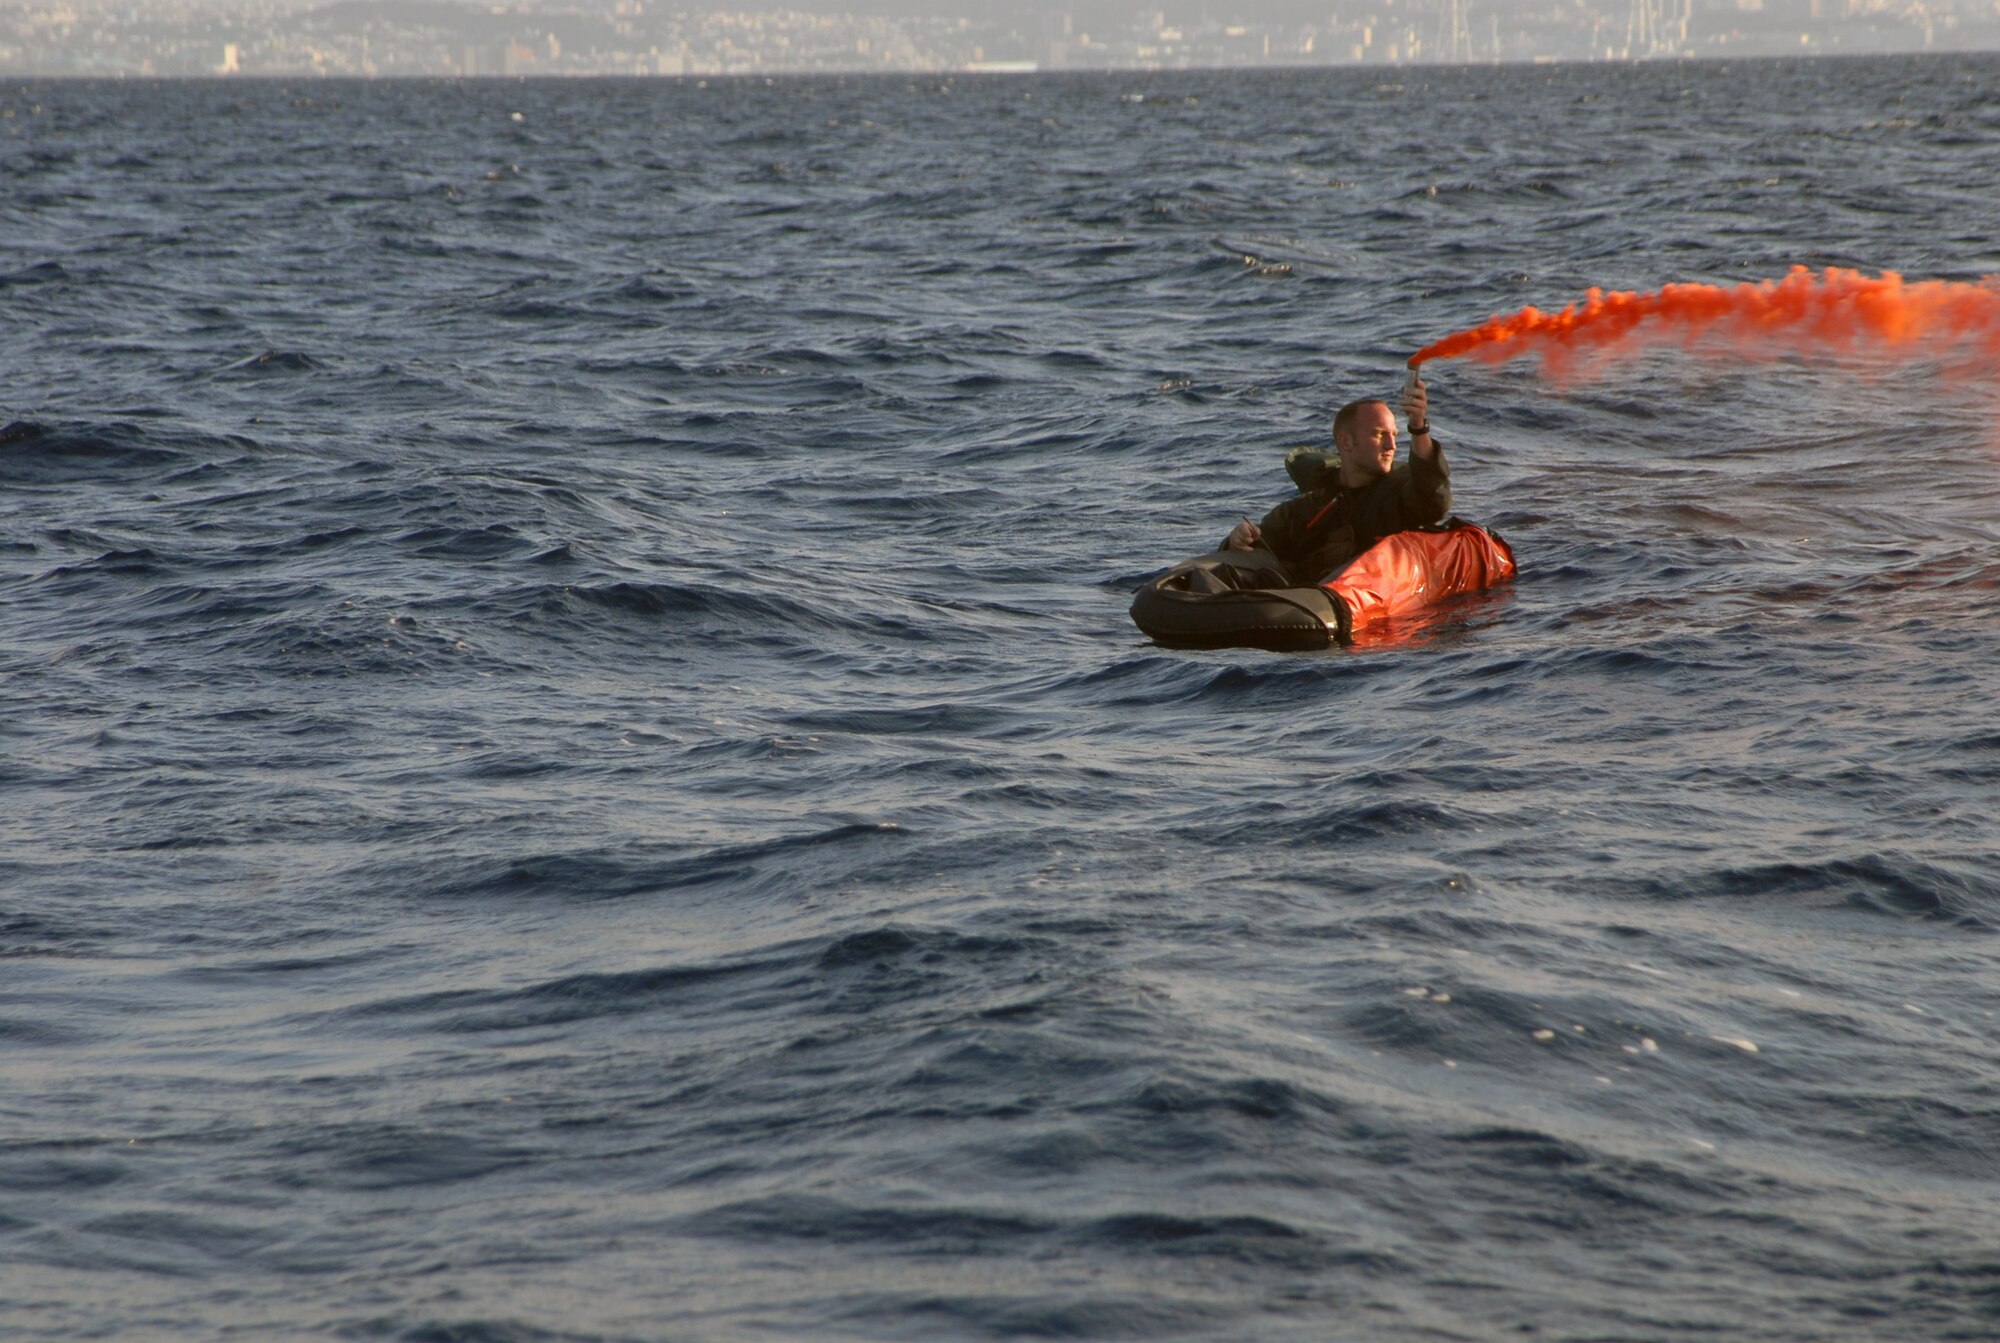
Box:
left=1626, top=0, right=1692, bottom=55
left=1443, top=0, right=1472, bottom=61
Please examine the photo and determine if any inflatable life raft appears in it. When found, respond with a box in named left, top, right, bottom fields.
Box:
left=1130, top=518, right=1517, bottom=650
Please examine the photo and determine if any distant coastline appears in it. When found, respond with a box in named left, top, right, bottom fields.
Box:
left=2, top=0, right=1993, bottom=79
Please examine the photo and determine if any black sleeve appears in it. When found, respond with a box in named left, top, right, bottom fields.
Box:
left=1347, top=445, right=1452, bottom=557
left=1257, top=489, right=1327, bottom=569
left=1398, top=441, right=1451, bottom=526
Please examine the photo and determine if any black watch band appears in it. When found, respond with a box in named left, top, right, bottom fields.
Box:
left=1408, top=422, right=1431, bottom=436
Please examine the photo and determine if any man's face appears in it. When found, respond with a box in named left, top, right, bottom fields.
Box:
left=1337, top=402, right=1398, bottom=488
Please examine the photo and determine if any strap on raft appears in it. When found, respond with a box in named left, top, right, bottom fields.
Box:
left=1130, top=519, right=1516, bottom=650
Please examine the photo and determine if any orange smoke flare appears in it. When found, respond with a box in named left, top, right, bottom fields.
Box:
left=1407, top=266, right=2000, bottom=375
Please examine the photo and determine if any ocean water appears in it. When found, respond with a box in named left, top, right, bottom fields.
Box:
left=4, top=57, right=2000, bottom=1342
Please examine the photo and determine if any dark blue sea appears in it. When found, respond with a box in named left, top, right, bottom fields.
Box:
left=5, top=56, right=2000, bottom=1342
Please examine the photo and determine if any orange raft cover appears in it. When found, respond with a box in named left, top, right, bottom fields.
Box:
left=1322, top=522, right=1518, bottom=635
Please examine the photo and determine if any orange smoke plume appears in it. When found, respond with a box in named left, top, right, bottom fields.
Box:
left=1408, top=266, right=2000, bottom=376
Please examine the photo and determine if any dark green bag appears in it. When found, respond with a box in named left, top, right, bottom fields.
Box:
left=1284, top=446, right=1338, bottom=491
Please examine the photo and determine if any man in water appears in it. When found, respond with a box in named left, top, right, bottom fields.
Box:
left=1224, top=374, right=1449, bottom=583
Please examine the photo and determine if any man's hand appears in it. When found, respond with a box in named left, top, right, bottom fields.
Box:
left=1400, top=374, right=1429, bottom=431
left=1401, top=373, right=1437, bottom=460
left=1225, top=517, right=1262, bottom=550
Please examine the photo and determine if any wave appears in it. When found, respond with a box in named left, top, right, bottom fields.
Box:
left=449, top=573, right=929, bottom=650
left=0, top=420, right=188, bottom=481
left=209, top=349, right=323, bottom=378
left=345, top=913, right=1046, bottom=1038
left=0, top=259, right=70, bottom=287
left=1697, top=852, right=1997, bottom=928
left=687, top=1192, right=1339, bottom=1273
left=263, top=1123, right=541, bottom=1192
left=360, top=823, right=906, bottom=908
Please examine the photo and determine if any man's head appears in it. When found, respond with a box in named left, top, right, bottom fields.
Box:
left=1333, top=398, right=1397, bottom=489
